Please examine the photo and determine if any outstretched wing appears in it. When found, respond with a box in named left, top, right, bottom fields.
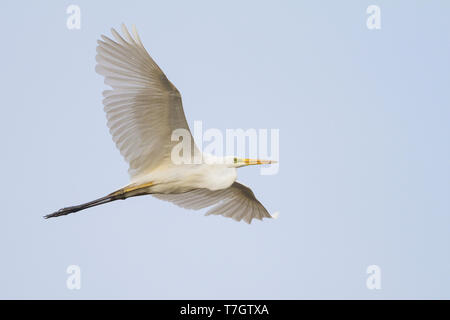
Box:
left=96, top=24, right=199, bottom=178
left=153, top=182, right=272, bottom=224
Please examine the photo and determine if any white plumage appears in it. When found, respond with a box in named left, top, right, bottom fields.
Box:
left=45, top=24, right=275, bottom=224
left=96, top=25, right=196, bottom=178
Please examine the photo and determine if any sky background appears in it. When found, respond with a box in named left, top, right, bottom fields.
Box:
left=1, top=0, right=449, bottom=299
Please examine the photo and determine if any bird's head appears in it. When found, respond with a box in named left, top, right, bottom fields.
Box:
left=226, top=156, right=277, bottom=168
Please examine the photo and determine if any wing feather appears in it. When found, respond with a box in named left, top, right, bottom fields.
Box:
left=96, top=24, right=198, bottom=178
left=153, top=182, right=272, bottom=224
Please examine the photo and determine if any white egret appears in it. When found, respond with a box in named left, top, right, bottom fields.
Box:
left=45, top=24, right=276, bottom=224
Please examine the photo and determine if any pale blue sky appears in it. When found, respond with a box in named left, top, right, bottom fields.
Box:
left=1, top=0, right=449, bottom=299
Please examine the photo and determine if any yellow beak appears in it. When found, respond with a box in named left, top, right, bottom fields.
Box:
left=243, top=158, right=277, bottom=165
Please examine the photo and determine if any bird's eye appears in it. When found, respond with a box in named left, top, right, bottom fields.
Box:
left=233, top=157, right=237, bottom=164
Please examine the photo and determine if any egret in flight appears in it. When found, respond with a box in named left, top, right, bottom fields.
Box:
left=45, top=24, right=276, bottom=223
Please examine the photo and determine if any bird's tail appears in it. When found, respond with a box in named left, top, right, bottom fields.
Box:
left=44, top=189, right=127, bottom=219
